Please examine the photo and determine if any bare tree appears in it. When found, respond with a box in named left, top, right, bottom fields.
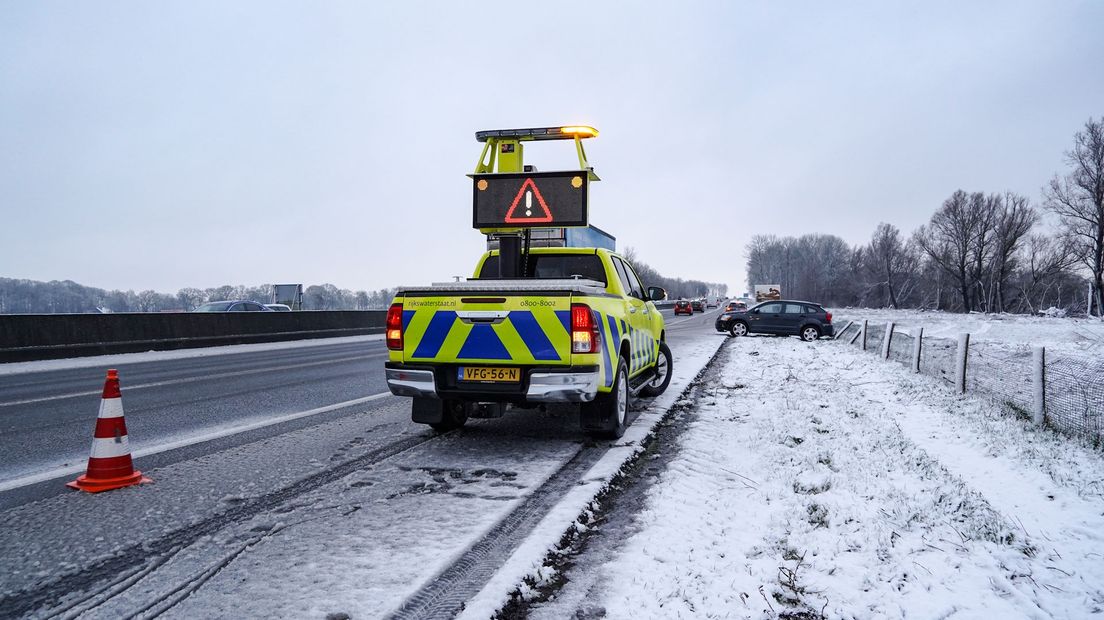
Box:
left=988, top=192, right=1037, bottom=312
left=176, top=287, right=206, bottom=311
left=915, top=190, right=980, bottom=311
left=1045, top=117, right=1104, bottom=316
left=866, top=223, right=913, bottom=308
left=1015, top=233, right=1080, bottom=313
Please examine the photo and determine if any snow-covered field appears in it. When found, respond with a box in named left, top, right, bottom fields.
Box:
left=527, top=336, right=1104, bottom=618
left=833, top=308, right=1104, bottom=354
left=832, top=309, right=1104, bottom=443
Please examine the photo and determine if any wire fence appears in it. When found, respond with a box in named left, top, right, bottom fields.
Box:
left=834, top=319, right=1104, bottom=444
left=1046, top=355, right=1104, bottom=439
left=967, top=342, right=1035, bottom=419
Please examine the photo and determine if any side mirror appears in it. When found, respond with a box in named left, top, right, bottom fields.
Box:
left=752, top=309, right=760, bottom=314
left=647, top=286, right=667, bottom=301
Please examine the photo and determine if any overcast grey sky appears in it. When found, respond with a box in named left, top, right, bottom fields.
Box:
left=2, top=1, right=1102, bottom=295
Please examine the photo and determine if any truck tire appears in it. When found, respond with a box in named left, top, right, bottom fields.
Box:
left=639, top=341, right=673, bottom=397
left=582, top=356, right=629, bottom=439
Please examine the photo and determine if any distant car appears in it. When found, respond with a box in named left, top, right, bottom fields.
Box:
left=265, top=303, right=292, bottom=312
left=722, top=301, right=747, bottom=314
left=691, top=299, right=704, bottom=312
left=192, top=300, right=274, bottom=312
left=706, top=299, right=718, bottom=308
left=674, top=300, right=693, bottom=316
left=716, top=300, right=834, bottom=341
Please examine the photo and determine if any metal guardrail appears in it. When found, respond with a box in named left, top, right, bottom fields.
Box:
left=1, top=299, right=687, bottom=363
left=0, top=311, right=386, bottom=363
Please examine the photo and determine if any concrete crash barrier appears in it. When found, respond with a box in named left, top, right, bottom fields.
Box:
left=0, top=311, right=387, bottom=363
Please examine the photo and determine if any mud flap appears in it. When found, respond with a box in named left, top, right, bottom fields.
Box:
left=412, top=397, right=446, bottom=424
left=579, top=400, right=613, bottom=432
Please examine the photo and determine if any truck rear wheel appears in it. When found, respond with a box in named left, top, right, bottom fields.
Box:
left=582, top=357, right=629, bottom=439
left=639, top=341, right=672, bottom=397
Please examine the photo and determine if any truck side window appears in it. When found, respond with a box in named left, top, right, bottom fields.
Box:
left=613, top=258, right=642, bottom=299
left=611, top=258, right=632, bottom=297
left=622, top=261, right=648, bottom=300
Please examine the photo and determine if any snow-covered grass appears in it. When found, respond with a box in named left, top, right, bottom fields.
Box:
left=835, top=309, right=1104, bottom=444
left=832, top=307, right=1104, bottom=354
left=529, top=336, right=1104, bottom=618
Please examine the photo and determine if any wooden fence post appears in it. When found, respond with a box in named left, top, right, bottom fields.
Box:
left=861, top=320, right=868, bottom=351
left=912, top=327, right=923, bottom=373
left=881, top=322, right=895, bottom=359
left=955, top=333, right=970, bottom=394
left=1033, top=346, right=1046, bottom=426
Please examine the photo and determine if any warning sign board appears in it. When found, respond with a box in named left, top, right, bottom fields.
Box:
left=471, top=171, right=588, bottom=229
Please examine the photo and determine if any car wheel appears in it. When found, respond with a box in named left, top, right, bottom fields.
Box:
left=729, top=321, right=749, bottom=337
left=583, top=356, right=629, bottom=439
left=640, top=342, right=673, bottom=397
left=801, top=325, right=821, bottom=342
left=429, top=400, right=469, bottom=432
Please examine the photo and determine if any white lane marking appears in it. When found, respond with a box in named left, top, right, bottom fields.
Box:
left=0, top=352, right=386, bottom=407
left=0, top=392, right=392, bottom=493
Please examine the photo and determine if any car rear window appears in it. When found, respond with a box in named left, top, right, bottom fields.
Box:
left=477, top=254, right=607, bottom=285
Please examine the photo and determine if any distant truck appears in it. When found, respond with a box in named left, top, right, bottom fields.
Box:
left=754, top=284, right=782, bottom=303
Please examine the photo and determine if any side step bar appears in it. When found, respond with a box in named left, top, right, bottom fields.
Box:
left=628, top=367, right=657, bottom=396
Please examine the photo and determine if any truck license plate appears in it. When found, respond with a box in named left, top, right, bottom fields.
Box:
left=458, top=367, right=520, bottom=383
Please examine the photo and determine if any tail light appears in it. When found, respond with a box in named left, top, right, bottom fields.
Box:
left=386, top=303, right=403, bottom=350
left=825, top=310, right=833, bottom=323
left=571, top=303, right=601, bottom=354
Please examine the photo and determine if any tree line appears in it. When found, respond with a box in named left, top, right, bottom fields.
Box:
left=0, top=279, right=399, bottom=314
left=0, top=255, right=726, bottom=314
left=746, top=117, right=1104, bottom=316
left=623, top=248, right=728, bottom=300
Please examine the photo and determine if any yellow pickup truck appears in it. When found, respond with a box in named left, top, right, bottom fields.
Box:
left=384, top=125, right=672, bottom=438
left=384, top=245, right=671, bottom=437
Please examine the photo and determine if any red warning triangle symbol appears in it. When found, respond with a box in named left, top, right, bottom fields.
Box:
left=504, top=178, right=554, bottom=224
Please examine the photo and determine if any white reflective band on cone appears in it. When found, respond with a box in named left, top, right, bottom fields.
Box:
left=97, top=398, right=124, bottom=419
left=90, top=435, right=131, bottom=458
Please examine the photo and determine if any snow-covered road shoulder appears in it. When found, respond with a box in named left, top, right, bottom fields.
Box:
left=534, top=336, right=1104, bottom=618
left=457, top=333, right=729, bottom=619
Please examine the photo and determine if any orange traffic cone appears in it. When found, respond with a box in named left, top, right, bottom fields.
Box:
left=67, top=369, right=151, bottom=493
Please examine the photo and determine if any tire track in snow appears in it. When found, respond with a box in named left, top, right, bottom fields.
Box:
left=4, top=432, right=441, bottom=619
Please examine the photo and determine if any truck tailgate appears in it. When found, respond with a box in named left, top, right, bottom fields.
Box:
left=399, top=293, right=574, bottom=366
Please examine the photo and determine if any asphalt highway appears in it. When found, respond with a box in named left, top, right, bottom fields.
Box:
left=0, top=305, right=724, bottom=509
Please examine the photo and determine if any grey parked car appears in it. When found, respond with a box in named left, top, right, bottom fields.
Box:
left=715, top=300, right=834, bottom=341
